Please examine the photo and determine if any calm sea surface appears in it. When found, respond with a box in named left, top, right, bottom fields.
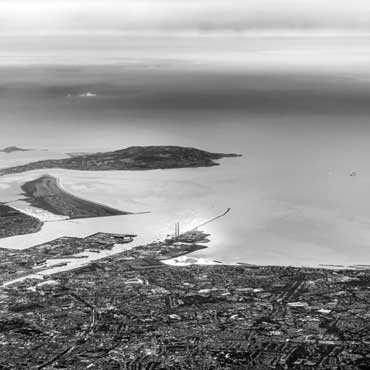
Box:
left=2, top=35, right=370, bottom=267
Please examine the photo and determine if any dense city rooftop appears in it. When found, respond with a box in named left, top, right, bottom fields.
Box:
left=0, top=229, right=369, bottom=369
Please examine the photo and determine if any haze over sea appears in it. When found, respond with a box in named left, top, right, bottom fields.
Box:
left=2, top=34, right=370, bottom=267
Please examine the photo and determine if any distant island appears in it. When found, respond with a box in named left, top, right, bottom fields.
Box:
left=0, top=146, right=241, bottom=174
left=0, top=146, right=32, bottom=154
left=21, top=175, right=128, bottom=219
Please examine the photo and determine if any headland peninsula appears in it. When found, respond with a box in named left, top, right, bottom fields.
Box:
left=0, top=146, right=241, bottom=175
left=0, top=145, right=240, bottom=238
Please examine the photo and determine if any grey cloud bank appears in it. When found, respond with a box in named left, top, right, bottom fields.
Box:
left=2, top=0, right=370, bottom=34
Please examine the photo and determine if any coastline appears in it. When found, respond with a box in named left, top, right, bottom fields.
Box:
left=1, top=153, right=370, bottom=268
left=1, top=223, right=369, bottom=290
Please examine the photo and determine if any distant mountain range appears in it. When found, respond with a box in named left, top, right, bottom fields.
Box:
left=0, top=146, right=241, bottom=174
left=0, top=146, right=32, bottom=154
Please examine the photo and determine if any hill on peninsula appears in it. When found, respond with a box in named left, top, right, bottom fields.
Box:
left=0, top=146, right=241, bottom=174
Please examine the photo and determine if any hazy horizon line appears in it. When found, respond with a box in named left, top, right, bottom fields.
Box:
left=3, top=29, right=370, bottom=38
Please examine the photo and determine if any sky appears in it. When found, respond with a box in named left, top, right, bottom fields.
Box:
left=1, top=0, right=370, bottom=35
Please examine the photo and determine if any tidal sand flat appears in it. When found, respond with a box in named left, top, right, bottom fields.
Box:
left=21, top=175, right=128, bottom=219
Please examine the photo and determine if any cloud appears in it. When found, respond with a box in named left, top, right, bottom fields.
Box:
left=1, top=0, right=370, bottom=35
left=67, top=92, right=97, bottom=98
